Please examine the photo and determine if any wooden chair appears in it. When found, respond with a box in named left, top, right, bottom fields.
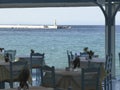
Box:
left=41, top=65, right=55, bottom=89
left=6, top=60, right=28, bottom=88
left=30, top=65, right=56, bottom=90
left=67, top=50, right=74, bottom=68
left=4, top=50, right=16, bottom=61
left=30, top=52, right=45, bottom=85
left=40, top=65, right=73, bottom=90
left=30, top=52, right=45, bottom=68
left=67, top=50, right=71, bottom=68
left=81, top=67, right=100, bottom=90
left=118, top=52, right=120, bottom=67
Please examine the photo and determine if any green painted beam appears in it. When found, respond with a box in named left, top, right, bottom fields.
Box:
left=0, top=0, right=96, bottom=3
left=0, top=0, right=119, bottom=8
left=0, top=0, right=97, bottom=8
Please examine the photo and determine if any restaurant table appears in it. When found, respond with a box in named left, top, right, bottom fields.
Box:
left=43, top=67, right=106, bottom=90
left=79, top=57, right=105, bottom=68
left=0, top=61, right=9, bottom=88
left=0, top=60, right=32, bottom=89
left=69, top=57, right=105, bottom=68
left=17, top=55, right=46, bottom=67
left=0, top=61, right=11, bottom=82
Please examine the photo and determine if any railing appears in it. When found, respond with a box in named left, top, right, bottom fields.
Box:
left=104, top=54, right=112, bottom=90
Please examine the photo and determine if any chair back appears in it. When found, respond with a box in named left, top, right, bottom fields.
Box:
left=118, top=52, right=120, bottom=66
left=30, top=52, right=45, bottom=73
left=40, top=65, right=56, bottom=89
left=81, top=67, right=100, bottom=90
left=67, top=50, right=71, bottom=68
left=10, top=60, right=28, bottom=88
left=4, top=50, right=16, bottom=61
left=67, top=50, right=75, bottom=68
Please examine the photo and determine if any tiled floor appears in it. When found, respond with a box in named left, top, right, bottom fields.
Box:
left=3, top=69, right=120, bottom=90
left=3, top=77, right=120, bottom=90
left=1, top=79, right=120, bottom=90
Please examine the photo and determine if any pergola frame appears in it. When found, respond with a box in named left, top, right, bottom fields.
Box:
left=0, top=0, right=120, bottom=79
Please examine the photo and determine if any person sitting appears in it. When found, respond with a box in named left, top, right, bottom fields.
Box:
left=73, top=56, right=80, bottom=69
left=18, top=68, right=30, bottom=90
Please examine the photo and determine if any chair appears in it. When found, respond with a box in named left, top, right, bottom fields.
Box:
left=30, top=65, right=56, bottom=90
left=6, top=60, right=28, bottom=88
left=0, top=48, right=4, bottom=61
left=0, top=53, right=4, bottom=61
left=30, top=52, right=45, bottom=69
left=41, top=65, right=73, bottom=90
left=30, top=52, right=45, bottom=85
left=81, top=67, right=100, bottom=90
left=41, top=65, right=55, bottom=89
left=4, top=50, right=16, bottom=61
left=118, top=52, right=120, bottom=66
left=67, top=50, right=74, bottom=68
left=67, top=50, right=71, bottom=68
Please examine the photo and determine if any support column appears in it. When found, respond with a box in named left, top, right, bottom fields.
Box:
left=105, top=4, right=116, bottom=78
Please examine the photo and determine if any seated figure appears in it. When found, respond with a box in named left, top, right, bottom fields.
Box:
left=73, top=56, right=80, bottom=69
left=18, top=68, right=30, bottom=90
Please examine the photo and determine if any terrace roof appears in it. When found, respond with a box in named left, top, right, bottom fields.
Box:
left=0, top=0, right=120, bottom=79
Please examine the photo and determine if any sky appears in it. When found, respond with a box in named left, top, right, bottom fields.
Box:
left=0, top=7, right=120, bottom=25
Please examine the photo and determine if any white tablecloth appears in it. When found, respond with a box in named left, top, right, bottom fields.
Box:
left=79, top=57, right=105, bottom=68
left=0, top=61, right=31, bottom=83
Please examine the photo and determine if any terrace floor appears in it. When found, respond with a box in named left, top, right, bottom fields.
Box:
left=3, top=75, right=120, bottom=90
left=3, top=67, right=120, bottom=90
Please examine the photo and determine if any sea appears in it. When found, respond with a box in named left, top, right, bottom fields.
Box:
left=0, top=25, right=120, bottom=76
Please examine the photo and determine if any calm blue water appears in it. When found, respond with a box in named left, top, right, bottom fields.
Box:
left=0, top=25, right=120, bottom=70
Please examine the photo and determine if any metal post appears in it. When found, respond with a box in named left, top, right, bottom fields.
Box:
left=105, top=1, right=116, bottom=79
left=95, top=0, right=116, bottom=78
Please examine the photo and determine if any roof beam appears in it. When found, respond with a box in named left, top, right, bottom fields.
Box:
left=0, top=0, right=96, bottom=3
left=0, top=0, right=97, bottom=8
